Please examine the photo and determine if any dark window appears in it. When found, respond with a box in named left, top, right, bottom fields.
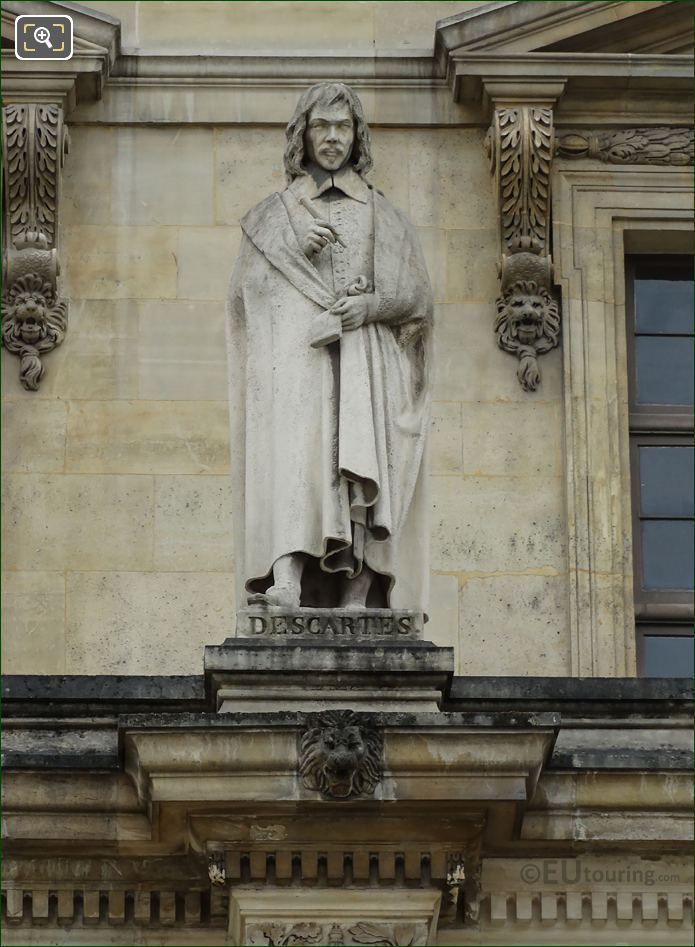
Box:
left=627, top=255, right=694, bottom=677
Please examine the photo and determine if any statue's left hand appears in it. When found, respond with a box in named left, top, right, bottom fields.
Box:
left=330, top=294, right=376, bottom=330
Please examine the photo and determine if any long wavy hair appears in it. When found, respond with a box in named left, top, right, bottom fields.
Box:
left=284, top=83, right=373, bottom=182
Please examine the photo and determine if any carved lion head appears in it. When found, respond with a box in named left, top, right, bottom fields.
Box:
left=494, top=279, right=560, bottom=391
left=299, top=710, right=383, bottom=799
left=1, top=273, right=67, bottom=390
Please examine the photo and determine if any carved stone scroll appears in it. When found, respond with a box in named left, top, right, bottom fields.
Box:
left=1, top=104, right=69, bottom=390
left=557, top=127, right=694, bottom=166
left=299, top=710, right=383, bottom=799
left=486, top=106, right=560, bottom=391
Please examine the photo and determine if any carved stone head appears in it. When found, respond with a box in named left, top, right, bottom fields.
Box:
left=284, top=83, right=373, bottom=181
left=494, top=252, right=560, bottom=392
left=5, top=277, right=52, bottom=344
left=299, top=710, right=383, bottom=799
left=1, top=273, right=68, bottom=390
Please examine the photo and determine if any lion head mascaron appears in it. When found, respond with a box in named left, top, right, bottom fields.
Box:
left=1, top=273, right=67, bottom=390
left=299, top=710, right=383, bottom=799
left=495, top=278, right=560, bottom=392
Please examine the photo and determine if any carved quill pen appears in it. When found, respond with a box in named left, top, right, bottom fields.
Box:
left=299, top=195, right=347, bottom=247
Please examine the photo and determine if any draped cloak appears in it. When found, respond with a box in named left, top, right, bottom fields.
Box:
left=225, top=179, right=433, bottom=610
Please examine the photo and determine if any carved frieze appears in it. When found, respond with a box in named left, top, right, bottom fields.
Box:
left=299, top=710, right=383, bottom=799
left=487, top=106, right=560, bottom=391
left=231, top=889, right=441, bottom=947
left=557, top=127, right=694, bottom=166
left=246, top=920, right=428, bottom=946
left=1, top=103, right=69, bottom=390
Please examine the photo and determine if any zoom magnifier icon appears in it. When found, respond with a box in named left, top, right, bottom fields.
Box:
left=34, top=26, right=53, bottom=48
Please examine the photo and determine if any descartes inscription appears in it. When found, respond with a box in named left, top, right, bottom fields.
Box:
left=227, top=82, right=433, bottom=612
left=237, top=608, right=424, bottom=640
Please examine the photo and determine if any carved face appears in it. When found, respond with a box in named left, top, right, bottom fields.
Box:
left=304, top=101, right=355, bottom=172
left=494, top=279, right=561, bottom=393
left=11, top=291, right=48, bottom=344
left=505, top=291, right=547, bottom=345
left=299, top=711, right=383, bottom=799
left=495, top=279, right=560, bottom=355
left=316, top=723, right=366, bottom=798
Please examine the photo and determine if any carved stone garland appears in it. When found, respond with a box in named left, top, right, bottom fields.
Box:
left=557, top=127, right=694, bottom=166
left=486, top=107, right=560, bottom=392
left=1, top=104, right=69, bottom=390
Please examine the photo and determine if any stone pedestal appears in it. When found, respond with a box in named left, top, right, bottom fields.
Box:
left=205, top=609, right=454, bottom=712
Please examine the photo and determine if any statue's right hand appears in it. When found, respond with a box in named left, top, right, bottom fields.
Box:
left=301, top=220, right=338, bottom=257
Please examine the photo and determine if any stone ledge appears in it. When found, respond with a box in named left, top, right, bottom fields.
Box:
left=3, top=673, right=692, bottom=719
left=550, top=747, right=694, bottom=770
left=1, top=673, right=207, bottom=718
left=2, top=721, right=120, bottom=771
left=121, top=712, right=557, bottom=809
left=446, top=675, right=694, bottom=718
left=205, top=639, right=455, bottom=712
left=118, top=710, right=560, bottom=730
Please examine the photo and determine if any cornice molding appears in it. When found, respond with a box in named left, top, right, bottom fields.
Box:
left=1, top=1, right=692, bottom=124
left=435, top=1, right=664, bottom=55
left=1, top=0, right=119, bottom=108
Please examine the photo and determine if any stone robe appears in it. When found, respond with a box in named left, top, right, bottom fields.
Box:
left=226, top=167, right=433, bottom=610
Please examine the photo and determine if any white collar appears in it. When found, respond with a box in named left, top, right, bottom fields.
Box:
left=290, top=162, right=371, bottom=204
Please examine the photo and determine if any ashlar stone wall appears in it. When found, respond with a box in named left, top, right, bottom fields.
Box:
left=1, top=2, right=569, bottom=677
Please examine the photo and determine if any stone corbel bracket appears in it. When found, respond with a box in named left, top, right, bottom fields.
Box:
left=486, top=105, right=560, bottom=392
left=556, top=126, right=694, bottom=166
left=1, top=103, right=69, bottom=390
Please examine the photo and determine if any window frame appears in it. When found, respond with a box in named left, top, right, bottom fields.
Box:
left=626, top=254, right=694, bottom=435
left=625, top=253, right=694, bottom=675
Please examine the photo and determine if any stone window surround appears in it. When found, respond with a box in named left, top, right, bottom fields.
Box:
left=552, top=165, right=693, bottom=677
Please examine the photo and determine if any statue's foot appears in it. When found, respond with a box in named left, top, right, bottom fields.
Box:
left=339, top=592, right=368, bottom=610
left=340, top=569, right=373, bottom=609
left=248, top=584, right=300, bottom=608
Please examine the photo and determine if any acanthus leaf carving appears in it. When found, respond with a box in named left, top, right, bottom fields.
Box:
left=3, top=103, right=68, bottom=249
left=487, top=106, right=560, bottom=391
left=2, top=104, right=69, bottom=389
left=488, top=106, right=553, bottom=256
left=557, top=127, right=694, bottom=166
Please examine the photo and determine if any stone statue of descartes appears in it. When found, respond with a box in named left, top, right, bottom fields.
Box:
left=226, top=82, right=433, bottom=611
